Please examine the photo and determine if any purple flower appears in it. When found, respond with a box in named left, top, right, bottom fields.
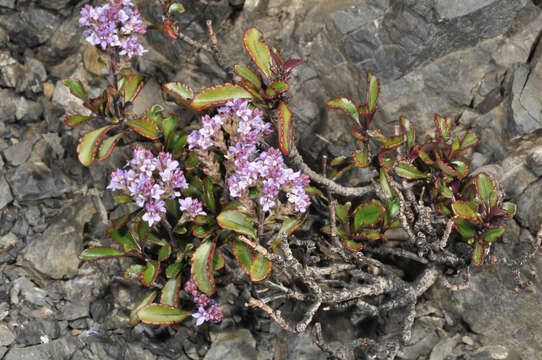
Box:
left=107, top=169, right=127, bottom=190
left=142, top=199, right=165, bottom=226
left=179, top=197, right=206, bottom=219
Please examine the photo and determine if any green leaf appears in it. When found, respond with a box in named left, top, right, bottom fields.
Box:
left=162, top=114, right=179, bottom=141
left=234, top=65, right=262, bottom=89
left=278, top=102, right=292, bottom=155
left=203, top=178, right=216, bottom=213
left=250, top=253, right=272, bottom=282
left=137, top=304, right=191, bottom=325
left=167, top=131, right=187, bottom=156
left=475, top=173, right=495, bottom=205
left=342, top=238, right=363, bottom=251
left=124, top=74, right=144, bottom=103
left=501, top=202, right=516, bottom=217
left=191, top=83, right=253, bottom=111
left=126, top=118, right=158, bottom=140
left=378, top=150, right=396, bottom=169
left=451, top=201, right=480, bottom=220
left=434, top=114, right=450, bottom=141
left=271, top=217, right=302, bottom=251
left=399, top=116, right=415, bottom=151
left=366, top=72, right=380, bottom=112
left=270, top=80, right=289, bottom=94
left=64, top=115, right=94, bottom=127
left=304, top=186, right=324, bottom=197
left=130, top=291, right=157, bottom=325
left=335, top=202, right=351, bottom=225
left=216, top=210, right=257, bottom=240
left=437, top=179, right=454, bottom=199
left=436, top=159, right=460, bottom=178
left=107, top=227, right=140, bottom=253
left=460, top=132, right=480, bottom=150
left=384, top=198, right=400, bottom=227
left=64, top=79, right=87, bottom=101
left=158, top=244, right=172, bottom=261
left=162, top=82, right=194, bottom=104
left=471, top=242, right=485, bottom=266
left=353, top=200, right=385, bottom=232
left=124, top=264, right=146, bottom=280
left=166, top=261, right=183, bottom=279
left=142, top=261, right=160, bottom=287
left=353, top=142, right=370, bottom=168
left=394, top=161, right=428, bottom=180
left=212, top=250, right=225, bottom=270
left=77, top=126, right=113, bottom=166
left=113, top=195, right=131, bottom=204
left=330, top=156, right=348, bottom=167
left=243, top=28, right=272, bottom=79
left=98, top=133, right=124, bottom=161
left=482, top=227, right=505, bottom=243
left=191, top=239, right=216, bottom=296
left=232, top=236, right=253, bottom=273
left=168, top=3, right=185, bottom=14
left=450, top=160, right=469, bottom=179
left=79, top=247, right=125, bottom=261
left=146, top=104, right=164, bottom=129
left=453, top=217, right=476, bottom=238
left=325, top=97, right=360, bottom=127
left=358, top=230, right=381, bottom=241
left=192, top=224, right=214, bottom=238
left=379, top=169, right=395, bottom=198
left=161, top=275, right=181, bottom=307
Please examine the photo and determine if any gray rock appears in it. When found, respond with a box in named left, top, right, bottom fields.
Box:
left=0, top=8, right=60, bottom=48
left=17, top=57, right=48, bottom=94
left=526, top=147, right=542, bottom=176
left=429, top=334, right=460, bottom=360
left=11, top=277, right=49, bottom=306
left=23, top=201, right=95, bottom=279
left=36, top=0, right=71, bottom=11
left=16, top=320, right=61, bottom=345
left=3, top=140, right=33, bottom=166
left=15, top=97, right=43, bottom=123
left=0, top=51, right=21, bottom=88
left=0, top=0, right=15, bottom=10
left=472, top=345, right=521, bottom=360
left=0, top=89, right=17, bottom=123
left=0, top=323, right=15, bottom=346
left=4, top=336, right=80, bottom=360
left=435, top=0, right=499, bottom=20
left=0, top=232, right=17, bottom=249
left=516, top=179, right=542, bottom=232
left=0, top=175, right=13, bottom=210
left=329, top=0, right=389, bottom=35
left=508, top=63, right=542, bottom=136
left=204, top=329, right=258, bottom=360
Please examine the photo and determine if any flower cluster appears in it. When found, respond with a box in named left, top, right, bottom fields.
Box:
left=184, top=278, right=223, bottom=326
left=79, top=0, right=147, bottom=58
left=108, top=147, right=193, bottom=226
left=187, top=99, right=311, bottom=214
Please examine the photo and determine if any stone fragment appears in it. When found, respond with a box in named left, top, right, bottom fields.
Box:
left=508, top=63, right=542, bottom=136
left=4, top=336, right=79, bottom=360
left=429, top=334, right=460, bottom=360
left=0, top=324, right=15, bottom=346
left=0, top=175, right=13, bottom=210
left=16, top=320, right=60, bottom=345
left=203, top=329, right=258, bottom=360
left=2, top=140, right=33, bottom=166
left=435, top=0, right=499, bottom=20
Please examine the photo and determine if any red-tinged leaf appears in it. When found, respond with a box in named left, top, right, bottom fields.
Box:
left=126, top=117, right=158, bottom=140
left=98, top=133, right=124, bottom=161
left=501, top=202, right=516, bottom=218
left=325, top=97, right=360, bottom=127
left=271, top=217, right=302, bottom=250
left=399, top=116, right=415, bottom=151
left=437, top=179, right=454, bottom=199
left=353, top=142, right=370, bottom=168
left=342, top=238, right=363, bottom=252
left=384, top=198, right=400, bottom=227
left=352, top=126, right=369, bottom=140
left=437, top=202, right=452, bottom=216
left=130, top=291, right=157, bottom=325
left=235, top=65, right=262, bottom=89
left=453, top=217, right=476, bottom=238
left=250, top=253, right=272, bottom=282
left=79, top=247, right=126, bottom=261
left=482, top=227, right=505, bottom=243
left=168, top=3, right=185, bottom=14
left=475, top=172, right=496, bottom=206
left=64, top=115, right=94, bottom=127
left=358, top=103, right=370, bottom=116
left=379, top=168, right=395, bottom=198
left=379, top=135, right=404, bottom=150
left=164, top=19, right=178, bottom=39
left=161, top=275, right=181, bottom=307
left=358, top=230, right=381, bottom=241
left=158, top=244, right=172, bottom=262
left=270, top=46, right=285, bottom=66
left=418, top=150, right=435, bottom=164
left=232, top=236, right=254, bottom=273
left=124, top=264, right=146, bottom=280
left=112, top=210, right=139, bottom=230
left=64, top=79, right=87, bottom=101
left=107, top=227, right=140, bottom=253
left=190, top=83, right=253, bottom=111
left=191, top=239, right=216, bottom=296
left=284, top=58, right=304, bottom=73
left=378, top=150, right=396, bottom=169
left=142, top=261, right=160, bottom=287
left=137, top=304, right=191, bottom=325
left=270, top=80, right=289, bottom=94
left=450, top=160, right=469, bottom=179
left=434, top=113, right=451, bottom=142
left=264, top=87, right=277, bottom=98
left=353, top=199, right=385, bottom=232
left=335, top=202, right=351, bottom=225
left=124, top=74, right=144, bottom=103
left=167, top=131, right=187, bottom=157
left=77, top=126, right=113, bottom=166
left=452, top=201, right=480, bottom=220
left=212, top=250, right=225, bottom=271
left=471, top=241, right=485, bottom=266
left=330, top=156, right=348, bottom=167
left=243, top=28, right=272, bottom=79
left=217, top=210, right=257, bottom=240
left=394, top=161, right=428, bottom=180
left=162, top=82, right=194, bottom=104
left=436, top=159, right=460, bottom=178
left=304, top=186, right=323, bottom=197
left=278, top=102, right=292, bottom=155
left=366, top=72, right=380, bottom=112
left=166, top=261, right=183, bottom=279
left=162, top=114, right=179, bottom=141
left=194, top=215, right=213, bottom=225
left=146, top=104, right=164, bottom=129
left=192, top=224, right=214, bottom=239
left=460, top=132, right=480, bottom=150
left=203, top=178, right=216, bottom=213
left=239, top=81, right=265, bottom=102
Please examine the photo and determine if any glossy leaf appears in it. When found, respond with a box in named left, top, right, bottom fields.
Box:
left=379, top=169, right=395, bottom=198
left=353, top=142, right=370, bottom=168
left=460, top=132, right=480, bottom=150
left=77, top=126, right=113, bottom=166
left=472, top=242, right=485, bottom=266
left=124, top=264, right=146, bottom=280
left=191, top=83, right=253, bottom=111
left=168, top=3, right=185, bottom=14
left=278, top=102, right=292, bottom=155
left=107, top=227, right=140, bottom=253
left=454, top=217, right=476, bottom=238
left=137, top=304, right=191, bottom=325
left=98, top=133, right=124, bottom=161
left=399, top=116, right=415, bottom=151
left=378, top=150, right=396, bottom=169
left=450, top=160, right=469, bottom=179
left=330, top=156, right=348, bottom=167
left=235, top=65, right=262, bottom=89
left=212, top=250, right=225, bottom=271
left=64, top=79, right=87, bottom=101
left=146, top=104, right=164, bottom=129
left=243, top=28, right=272, bottom=79
left=271, top=217, right=302, bottom=250
left=158, top=244, right=172, bottom=261
left=64, top=115, right=94, bottom=127
left=437, top=179, right=454, bottom=199
left=325, top=97, right=360, bottom=127
left=162, top=114, right=179, bottom=141
left=475, top=173, right=495, bottom=205
left=366, top=72, right=379, bottom=112
left=342, top=238, right=363, bottom=252
left=126, top=118, right=158, bottom=140
left=124, top=74, right=144, bottom=103
left=501, top=202, right=516, bottom=218
left=166, top=262, right=183, bottom=280
left=161, top=275, right=181, bottom=307
left=353, top=200, right=385, bottom=232
left=384, top=198, right=400, bottom=227
left=394, top=161, right=428, bottom=180
left=142, top=261, right=160, bottom=287
left=358, top=230, right=381, bottom=241
left=191, top=239, right=215, bottom=295
left=284, top=59, right=304, bottom=72
left=482, top=227, right=505, bottom=243
left=162, top=82, right=194, bottom=104
left=232, top=236, right=253, bottom=273
left=250, top=253, right=272, bottom=282
left=129, top=291, right=157, bottom=325
left=270, top=80, right=289, bottom=94
left=452, top=201, right=480, bottom=220
left=217, top=210, right=257, bottom=240
left=80, top=247, right=125, bottom=261
left=434, top=114, right=450, bottom=141
left=335, top=202, right=351, bottom=225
